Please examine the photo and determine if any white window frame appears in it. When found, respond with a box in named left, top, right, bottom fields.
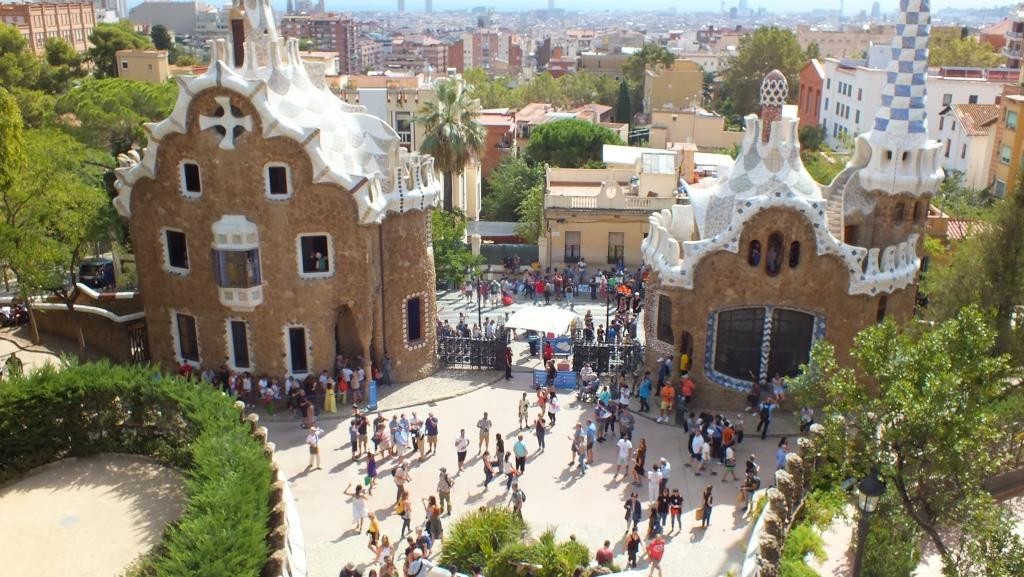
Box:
left=1000, top=145, right=1012, bottom=165
left=283, top=324, right=312, bottom=376
left=264, top=162, right=293, bottom=200
left=225, top=318, right=252, bottom=371
left=296, top=233, right=334, bottom=279
left=179, top=159, right=202, bottom=199
left=171, top=311, right=200, bottom=366
left=161, top=227, right=191, bottom=275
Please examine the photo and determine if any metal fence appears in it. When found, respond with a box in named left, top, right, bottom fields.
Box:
left=571, top=340, right=645, bottom=376
left=436, top=330, right=511, bottom=370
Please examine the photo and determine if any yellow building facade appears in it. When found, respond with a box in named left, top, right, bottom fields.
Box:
left=643, top=59, right=703, bottom=113
left=990, top=93, right=1024, bottom=197
left=115, top=49, right=170, bottom=84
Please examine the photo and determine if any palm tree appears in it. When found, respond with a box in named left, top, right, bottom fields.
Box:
left=417, top=80, right=485, bottom=211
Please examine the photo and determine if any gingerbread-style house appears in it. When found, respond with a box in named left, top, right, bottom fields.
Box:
left=642, top=0, right=941, bottom=403
left=113, top=0, right=441, bottom=381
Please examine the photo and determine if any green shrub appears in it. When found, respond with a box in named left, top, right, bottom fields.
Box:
left=802, top=487, right=849, bottom=530
left=862, top=503, right=922, bottom=577
left=486, top=543, right=542, bottom=577
left=0, top=361, right=273, bottom=577
left=483, top=530, right=590, bottom=577
left=779, top=523, right=826, bottom=577
left=440, top=506, right=527, bottom=570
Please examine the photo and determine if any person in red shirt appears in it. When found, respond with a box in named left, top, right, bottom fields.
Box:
left=681, top=373, right=696, bottom=408
left=646, top=533, right=666, bottom=576
left=595, top=539, right=614, bottom=566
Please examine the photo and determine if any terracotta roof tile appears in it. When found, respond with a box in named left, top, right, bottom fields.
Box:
left=951, top=104, right=1000, bottom=136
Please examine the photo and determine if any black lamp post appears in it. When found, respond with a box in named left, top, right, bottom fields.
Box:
left=852, top=466, right=886, bottom=577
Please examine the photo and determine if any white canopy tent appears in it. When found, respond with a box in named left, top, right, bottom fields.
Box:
left=504, top=306, right=577, bottom=335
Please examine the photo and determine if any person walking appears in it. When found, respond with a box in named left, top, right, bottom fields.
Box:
left=657, top=382, right=675, bottom=424
left=668, top=488, right=683, bottom=532
left=699, top=485, right=714, bottom=529
left=306, top=426, right=323, bottom=470
left=776, top=437, right=790, bottom=471
left=658, top=457, right=671, bottom=493
left=509, top=482, right=527, bottom=520
left=393, top=463, right=410, bottom=505
left=534, top=413, right=547, bottom=452
left=613, top=435, right=633, bottom=481
left=518, top=392, right=530, bottom=429
left=425, top=413, right=439, bottom=454
left=547, top=392, right=561, bottom=427
left=504, top=346, right=513, bottom=380
left=513, top=434, right=528, bottom=474
left=691, top=433, right=705, bottom=475
left=585, top=419, right=597, bottom=464
left=637, top=372, right=652, bottom=413
left=455, top=429, right=470, bottom=472
left=398, top=490, right=413, bottom=538
left=723, top=445, right=739, bottom=481
left=437, top=468, right=455, bottom=517
left=503, top=452, right=520, bottom=492
left=756, top=397, right=776, bottom=440
left=477, top=412, right=493, bottom=453
left=646, top=533, right=666, bottom=577
left=656, top=488, right=671, bottom=529
left=631, top=438, right=647, bottom=486
left=365, top=452, right=378, bottom=495
left=647, top=464, right=662, bottom=503
left=624, top=492, right=643, bottom=532
left=626, top=528, right=642, bottom=569
left=424, top=496, right=444, bottom=543
left=482, top=450, right=496, bottom=490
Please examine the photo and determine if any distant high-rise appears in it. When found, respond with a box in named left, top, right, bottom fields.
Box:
left=426, top=0, right=432, bottom=12
left=738, top=0, right=748, bottom=12
left=548, top=0, right=555, bottom=10
left=871, top=1, right=881, bottom=18
left=398, top=0, right=406, bottom=11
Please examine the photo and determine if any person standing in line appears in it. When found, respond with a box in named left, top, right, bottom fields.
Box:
left=668, top=488, right=683, bottom=532
left=425, top=413, right=439, bottom=454
left=424, top=495, right=444, bottom=543
left=624, top=492, right=643, bottom=532
left=626, top=528, right=642, bottom=569
left=518, top=392, right=530, bottom=429
left=691, top=432, right=706, bottom=474
left=306, top=426, right=323, bottom=470
left=437, top=468, right=455, bottom=517
left=613, top=435, right=633, bottom=481
left=504, top=346, right=513, bottom=380
left=513, top=434, right=528, bottom=474
left=647, top=464, right=662, bottom=503
left=534, top=413, right=547, bottom=452
left=585, top=419, right=597, bottom=464
left=455, top=429, right=470, bottom=472
left=776, top=437, right=790, bottom=471
left=381, top=352, right=393, bottom=387
left=700, top=485, right=714, bottom=529
left=657, top=381, right=675, bottom=424
left=477, top=412, right=493, bottom=454
left=646, top=533, right=666, bottom=577
left=393, top=463, right=410, bottom=505
left=631, top=438, right=648, bottom=486
left=656, top=488, right=671, bottom=529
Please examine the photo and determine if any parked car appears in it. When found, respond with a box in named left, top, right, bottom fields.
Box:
left=78, top=258, right=116, bottom=291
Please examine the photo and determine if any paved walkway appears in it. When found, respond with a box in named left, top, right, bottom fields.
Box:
left=0, top=326, right=102, bottom=373
left=266, top=373, right=798, bottom=577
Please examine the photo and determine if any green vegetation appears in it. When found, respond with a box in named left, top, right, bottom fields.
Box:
left=0, top=23, right=87, bottom=128
left=417, top=79, right=485, bottom=211
left=861, top=496, right=922, bottom=577
left=55, top=77, right=177, bottom=154
left=87, top=21, right=153, bottom=79
left=715, top=27, right=807, bottom=122
left=929, top=28, right=1003, bottom=68
left=791, top=308, right=1024, bottom=577
left=930, top=170, right=993, bottom=219
left=0, top=361, right=274, bottom=577
left=615, top=79, right=632, bottom=125
left=525, top=118, right=623, bottom=168
left=798, top=125, right=825, bottom=152
left=440, top=507, right=527, bottom=570
left=462, top=69, right=618, bottom=110
left=431, top=209, right=483, bottom=288
left=778, top=523, right=826, bottom=577
left=482, top=156, right=545, bottom=222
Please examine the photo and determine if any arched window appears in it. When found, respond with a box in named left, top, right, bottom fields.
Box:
left=765, top=233, right=784, bottom=276
left=788, top=241, right=800, bottom=268
left=748, top=240, right=762, bottom=266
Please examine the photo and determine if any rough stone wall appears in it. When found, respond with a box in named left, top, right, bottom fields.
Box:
left=379, top=210, right=438, bottom=382
left=31, top=308, right=136, bottom=362
left=128, top=87, right=435, bottom=378
left=647, top=206, right=918, bottom=407
left=862, top=194, right=929, bottom=249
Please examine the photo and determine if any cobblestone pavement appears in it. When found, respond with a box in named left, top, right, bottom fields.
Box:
left=266, top=373, right=798, bottom=577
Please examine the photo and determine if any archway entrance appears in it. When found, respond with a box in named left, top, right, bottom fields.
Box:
left=679, top=331, right=693, bottom=372
left=335, top=306, right=362, bottom=363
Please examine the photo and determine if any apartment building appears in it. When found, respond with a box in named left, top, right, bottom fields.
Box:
left=989, top=89, right=1024, bottom=198
left=794, top=24, right=895, bottom=58
left=934, top=104, right=998, bottom=190
left=0, top=2, right=95, bottom=55
left=279, top=13, right=356, bottom=74
left=643, top=59, right=703, bottom=114
left=797, top=59, right=825, bottom=131
left=129, top=1, right=198, bottom=36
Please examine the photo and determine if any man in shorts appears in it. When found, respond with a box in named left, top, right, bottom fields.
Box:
left=477, top=412, right=492, bottom=453
left=455, top=429, right=470, bottom=471
left=613, top=435, right=633, bottom=481
left=425, top=412, right=439, bottom=454
left=657, top=382, right=675, bottom=424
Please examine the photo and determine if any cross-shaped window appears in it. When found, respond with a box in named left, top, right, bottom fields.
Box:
left=199, top=96, right=252, bottom=150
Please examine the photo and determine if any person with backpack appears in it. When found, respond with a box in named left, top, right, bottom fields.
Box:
left=509, top=482, right=527, bottom=520
left=740, top=471, right=761, bottom=513
left=437, top=468, right=455, bottom=517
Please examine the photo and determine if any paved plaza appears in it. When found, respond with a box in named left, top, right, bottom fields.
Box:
left=266, top=373, right=798, bottom=577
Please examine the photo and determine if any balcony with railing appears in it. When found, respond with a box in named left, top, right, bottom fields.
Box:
left=545, top=167, right=681, bottom=213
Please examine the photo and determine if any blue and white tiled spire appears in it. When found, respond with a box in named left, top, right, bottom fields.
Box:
left=857, top=0, right=943, bottom=197
left=871, top=0, right=930, bottom=146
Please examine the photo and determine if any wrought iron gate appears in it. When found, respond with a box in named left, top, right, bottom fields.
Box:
left=127, top=322, right=149, bottom=363
left=571, top=340, right=645, bottom=376
left=436, top=330, right=510, bottom=370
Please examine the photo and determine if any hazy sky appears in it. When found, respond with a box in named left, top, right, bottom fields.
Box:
left=318, top=1, right=1010, bottom=13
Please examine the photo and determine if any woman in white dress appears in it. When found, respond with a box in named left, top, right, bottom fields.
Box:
left=343, top=483, right=368, bottom=533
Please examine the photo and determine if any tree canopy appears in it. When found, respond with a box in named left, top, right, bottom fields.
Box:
left=87, top=21, right=152, bottom=79
left=481, top=156, right=544, bottom=222
left=930, top=29, right=1003, bottom=68
left=715, top=27, right=805, bottom=121
left=622, top=44, right=675, bottom=88
left=55, top=77, right=178, bottom=154
left=524, top=118, right=623, bottom=168
left=461, top=69, right=617, bottom=110
left=0, top=25, right=85, bottom=128
left=0, top=23, right=40, bottom=89
left=792, top=308, right=1024, bottom=577
left=431, top=209, right=482, bottom=287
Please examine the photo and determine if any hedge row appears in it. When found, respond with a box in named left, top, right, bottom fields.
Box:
left=0, top=361, right=273, bottom=577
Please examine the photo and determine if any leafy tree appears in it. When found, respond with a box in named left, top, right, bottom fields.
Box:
left=801, top=151, right=843, bottom=184
left=462, top=68, right=518, bottom=109
left=298, top=38, right=314, bottom=52
left=515, top=184, right=544, bottom=244
left=10, top=88, right=55, bottom=128
left=791, top=309, right=1024, bottom=577
left=0, top=87, right=24, bottom=199
left=930, top=31, right=1003, bottom=68
left=55, top=77, right=177, bottom=154
left=417, top=79, right=485, bottom=211
left=481, top=155, right=544, bottom=221
left=87, top=21, right=152, bottom=79
left=804, top=42, right=821, bottom=60
left=0, top=23, right=40, bottom=89
left=150, top=25, right=172, bottom=51
left=930, top=170, right=992, bottom=218
left=556, top=70, right=618, bottom=108
left=174, top=53, right=199, bottom=67
left=525, top=118, right=622, bottom=168
left=702, top=69, right=715, bottom=102
left=615, top=79, right=632, bottom=124
left=716, top=27, right=804, bottom=120
left=622, top=44, right=675, bottom=87
left=37, top=37, right=87, bottom=94
left=431, top=209, right=483, bottom=287
left=922, top=173, right=1024, bottom=361
left=798, top=125, right=825, bottom=151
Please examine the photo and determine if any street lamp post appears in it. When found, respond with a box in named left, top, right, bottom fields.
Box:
left=852, top=466, right=886, bottom=577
